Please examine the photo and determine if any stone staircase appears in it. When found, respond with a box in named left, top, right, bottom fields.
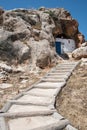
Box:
left=0, top=61, right=79, bottom=130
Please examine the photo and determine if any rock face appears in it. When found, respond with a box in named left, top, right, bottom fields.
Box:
left=11, top=40, right=31, bottom=62
left=0, top=7, right=85, bottom=68
left=75, top=33, right=85, bottom=48
left=72, top=42, right=87, bottom=59
left=0, top=8, right=4, bottom=26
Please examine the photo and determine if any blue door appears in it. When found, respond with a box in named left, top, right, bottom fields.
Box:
left=55, top=42, right=61, bottom=55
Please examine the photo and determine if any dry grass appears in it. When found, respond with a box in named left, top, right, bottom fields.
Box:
left=56, top=64, right=87, bottom=130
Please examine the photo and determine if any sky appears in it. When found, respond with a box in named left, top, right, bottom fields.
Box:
left=0, top=0, right=87, bottom=39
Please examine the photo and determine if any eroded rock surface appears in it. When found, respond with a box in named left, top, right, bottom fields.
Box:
left=0, top=7, right=85, bottom=67
left=72, top=42, right=87, bottom=59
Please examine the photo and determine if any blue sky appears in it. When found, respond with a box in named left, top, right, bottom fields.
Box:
left=0, top=0, right=87, bottom=39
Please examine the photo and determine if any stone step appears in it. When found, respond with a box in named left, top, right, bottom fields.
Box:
left=24, top=88, right=60, bottom=97
left=8, top=104, right=52, bottom=113
left=34, top=82, right=66, bottom=89
left=54, top=67, right=74, bottom=71
left=15, top=94, right=54, bottom=106
left=56, top=64, right=76, bottom=67
left=47, top=74, right=68, bottom=77
left=55, top=66, right=72, bottom=68
left=55, top=64, right=75, bottom=68
left=44, top=76, right=68, bottom=80
left=56, top=65, right=73, bottom=67
left=8, top=116, right=69, bottom=130
left=48, top=72, right=71, bottom=77
left=55, top=67, right=75, bottom=70
left=42, top=78, right=65, bottom=82
left=56, top=64, right=77, bottom=68
left=0, top=110, right=56, bottom=118
left=52, top=70, right=72, bottom=73
left=59, top=62, right=78, bottom=64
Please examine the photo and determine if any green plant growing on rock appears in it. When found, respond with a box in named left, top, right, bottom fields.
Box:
left=44, top=10, right=58, bottom=21
left=32, top=22, right=42, bottom=30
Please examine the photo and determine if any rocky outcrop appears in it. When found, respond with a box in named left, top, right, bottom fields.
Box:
left=0, top=8, right=4, bottom=26
left=28, top=39, right=59, bottom=68
left=0, top=7, right=85, bottom=68
left=11, top=40, right=31, bottom=62
left=75, top=33, right=85, bottom=48
left=72, top=42, right=87, bottom=59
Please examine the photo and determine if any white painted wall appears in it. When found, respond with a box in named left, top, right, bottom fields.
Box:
left=56, top=38, right=76, bottom=54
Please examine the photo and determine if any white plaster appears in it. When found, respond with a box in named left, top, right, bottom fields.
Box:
left=56, top=38, right=76, bottom=54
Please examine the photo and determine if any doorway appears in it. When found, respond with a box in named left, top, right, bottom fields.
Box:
left=55, top=41, right=61, bottom=55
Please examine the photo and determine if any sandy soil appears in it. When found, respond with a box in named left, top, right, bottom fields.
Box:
left=56, top=64, right=87, bottom=130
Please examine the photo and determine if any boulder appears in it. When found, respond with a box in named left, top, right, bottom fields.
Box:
left=11, top=40, right=31, bottom=62
left=29, top=39, right=59, bottom=68
left=72, top=46, right=87, bottom=59
left=36, top=52, right=51, bottom=69
left=81, top=42, right=87, bottom=47
left=75, top=33, right=85, bottom=48
left=0, top=30, right=31, bottom=63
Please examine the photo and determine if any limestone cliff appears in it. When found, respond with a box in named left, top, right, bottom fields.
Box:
left=0, top=7, right=85, bottom=68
